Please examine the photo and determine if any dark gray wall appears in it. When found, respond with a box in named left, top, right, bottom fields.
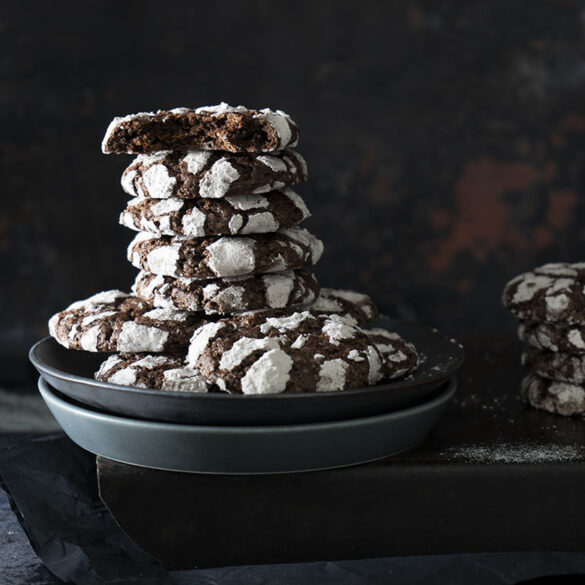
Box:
left=3, top=0, right=585, bottom=384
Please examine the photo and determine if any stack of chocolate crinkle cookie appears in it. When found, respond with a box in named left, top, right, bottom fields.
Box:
left=48, top=104, right=420, bottom=395
left=503, top=262, right=585, bottom=416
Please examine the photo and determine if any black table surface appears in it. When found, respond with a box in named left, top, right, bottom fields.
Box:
left=2, top=333, right=585, bottom=583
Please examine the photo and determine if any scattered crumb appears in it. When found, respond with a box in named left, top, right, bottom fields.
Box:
left=440, top=442, right=584, bottom=464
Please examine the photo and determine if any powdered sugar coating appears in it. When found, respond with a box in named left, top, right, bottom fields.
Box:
left=240, top=349, right=293, bottom=395
left=317, top=359, right=349, bottom=392
left=199, top=159, right=240, bottom=198
left=206, top=237, right=256, bottom=277
left=219, top=337, right=280, bottom=371
left=142, top=164, right=177, bottom=199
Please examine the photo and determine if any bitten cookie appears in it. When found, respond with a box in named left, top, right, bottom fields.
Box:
left=94, top=353, right=210, bottom=393
left=503, top=262, right=585, bottom=323
left=102, top=103, right=299, bottom=154
left=119, top=189, right=310, bottom=237
left=187, top=311, right=419, bottom=395
left=121, top=149, right=307, bottom=199
left=133, top=269, right=319, bottom=314
left=521, top=373, right=585, bottom=416
left=521, top=346, right=585, bottom=384
left=127, top=227, right=324, bottom=279
left=518, top=320, right=585, bottom=353
left=48, top=290, right=206, bottom=353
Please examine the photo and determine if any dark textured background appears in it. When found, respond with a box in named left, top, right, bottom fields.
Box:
left=3, top=0, right=585, bottom=385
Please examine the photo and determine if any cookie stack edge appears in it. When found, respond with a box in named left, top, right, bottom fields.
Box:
left=503, top=262, right=585, bottom=416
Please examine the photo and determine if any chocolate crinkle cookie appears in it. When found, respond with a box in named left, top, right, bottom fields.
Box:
left=518, top=320, right=585, bottom=353
left=521, top=346, right=585, bottom=384
left=133, top=269, right=319, bottom=314
left=127, top=226, right=324, bottom=279
left=48, top=290, right=206, bottom=353
left=121, top=149, right=307, bottom=199
left=503, top=262, right=585, bottom=324
left=364, top=328, right=419, bottom=380
left=187, top=311, right=419, bottom=395
left=102, top=103, right=299, bottom=154
left=244, top=287, right=378, bottom=326
left=95, top=353, right=211, bottom=393
left=521, top=373, right=585, bottom=416
left=119, top=189, right=310, bottom=237
left=308, top=288, right=378, bottom=326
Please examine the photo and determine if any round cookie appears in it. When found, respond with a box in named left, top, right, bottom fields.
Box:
left=187, top=311, right=419, bottom=395
left=48, top=290, right=206, bottom=353
left=521, top=346, right=585, bottom=384
left=102, top=103, right=299, bottom=154
left=503, top=262, right=585, bottom=324
left=119, top=189, right=310, bottom=237
left=121, top=149, right=307, bottom=199
left=309, top=288, right=378, bottom=326
left=127, top=227, right=324, bottom=279
left=364, top=328, right=420, bottom=380
left=94, top=353, right=210, bottom=393
left=133, top=269, right=319, bottom=314
left=521, top=373, right=585, bottom=416
left=518, top=320, right=585, bottom=353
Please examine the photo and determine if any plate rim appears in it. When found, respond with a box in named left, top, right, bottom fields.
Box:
left=38, top=375, right=457, bottom=432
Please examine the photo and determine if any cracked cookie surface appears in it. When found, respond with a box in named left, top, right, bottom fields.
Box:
left=120, top=189, right=310, bottom=237
left=121, top=149, right=307, bottom=199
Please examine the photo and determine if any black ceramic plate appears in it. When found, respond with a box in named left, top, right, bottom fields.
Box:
left=29, top=318, right=464, bottom=426
left=37, top=376, right=457, bottom=474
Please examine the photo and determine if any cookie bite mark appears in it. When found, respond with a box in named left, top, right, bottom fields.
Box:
left=102, top=103, right=299, bottom=154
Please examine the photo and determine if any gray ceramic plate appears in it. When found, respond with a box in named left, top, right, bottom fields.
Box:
left=38, top=376, right=456, bottom=474
left=30, top=318, right=464, bottom=426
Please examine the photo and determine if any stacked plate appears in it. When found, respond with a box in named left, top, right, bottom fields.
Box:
left=31, top=318, right=463, bottom=474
